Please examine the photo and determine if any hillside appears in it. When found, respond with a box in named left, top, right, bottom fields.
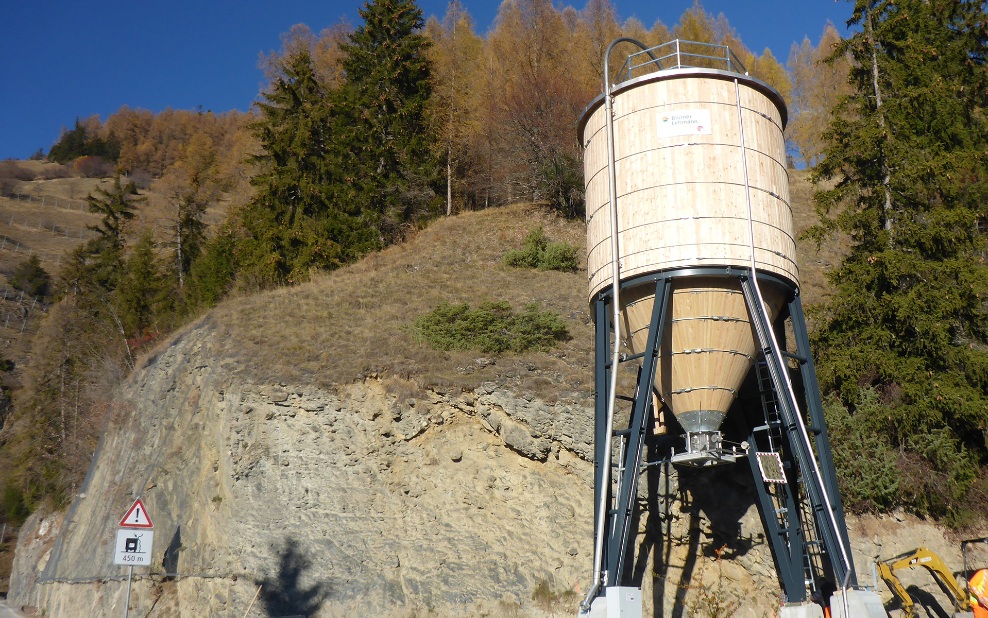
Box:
left=0, top=168, right=839, bottom=607
left=7, top=170, right=985, bottom=617
left=0, top=164, right=103, bottom=377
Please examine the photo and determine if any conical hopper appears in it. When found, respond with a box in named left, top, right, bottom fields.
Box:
left=620, top=277, right=785, bottom=434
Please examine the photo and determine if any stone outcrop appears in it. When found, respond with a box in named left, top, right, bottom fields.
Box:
left=9, top=318, right=600, bottom=617
left=9, top=314, right=983, bottom=617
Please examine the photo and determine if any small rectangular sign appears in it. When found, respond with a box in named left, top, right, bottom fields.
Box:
left=114, top=528, right=154, bottom=566
left=657, top=109, right=712, bottom=137
left=756, top=451, right=787, bottom=484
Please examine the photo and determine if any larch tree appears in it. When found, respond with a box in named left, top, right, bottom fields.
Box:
left=810, top=0, right=988, bottom=518
left=487, top=0, right=586, bottom=217
left=425, top=1, right=485, bottom=216
left=573, top=0, right=622, bottom=92
left=787, top=24, right=852, bottom=168
left=156, top=132, right=222, bottom=290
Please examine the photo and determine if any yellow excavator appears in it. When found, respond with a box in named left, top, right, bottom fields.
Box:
left=877, top=540, right=988, bottom=618
left=876, top=547, right=971, bottom=617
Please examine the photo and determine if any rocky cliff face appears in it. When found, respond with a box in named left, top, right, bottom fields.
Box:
left=8, top=312, right=986, bottom=617
left=9, top=315, right=600, bottom=617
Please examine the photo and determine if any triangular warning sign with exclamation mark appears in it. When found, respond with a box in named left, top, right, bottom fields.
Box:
left=119, top=498, right=153, bottom=529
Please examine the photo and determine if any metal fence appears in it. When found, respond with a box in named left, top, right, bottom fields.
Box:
left=2, top=192, right=90, bottom=212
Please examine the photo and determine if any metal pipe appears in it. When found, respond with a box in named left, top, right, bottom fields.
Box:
left=581, top=37, right=658, bottom=615
left=733, top=77, right=853, bottom=604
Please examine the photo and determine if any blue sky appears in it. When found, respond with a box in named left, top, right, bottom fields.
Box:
left=0, top=1, right=854, bottom=160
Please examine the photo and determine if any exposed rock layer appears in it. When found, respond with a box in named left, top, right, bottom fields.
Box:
left=9, top=316, right=983, bottom=617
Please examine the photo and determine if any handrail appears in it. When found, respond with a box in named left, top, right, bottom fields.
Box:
left=579, top=36, right=658, bottom=616
left=617, top=39, right=748, bottom=83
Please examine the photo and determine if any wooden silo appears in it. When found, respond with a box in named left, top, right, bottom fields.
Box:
left=578, top=66, right=793, bottom=436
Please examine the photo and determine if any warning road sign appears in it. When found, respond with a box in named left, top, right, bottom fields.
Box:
left=119, top=499, right=153, bottom=529
left=113, top=529, right=154, bottom=566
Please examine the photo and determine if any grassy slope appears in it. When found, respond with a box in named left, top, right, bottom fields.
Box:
left=212, top=202, right=596, bottom=404
left=208, top=170, right=832, bottom=404
left=0, top=164, right=832, bottom=595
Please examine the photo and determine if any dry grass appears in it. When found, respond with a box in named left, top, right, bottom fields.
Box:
left=211, top=203, right=595, bottom=403
left=210, top=175, right=839, bottom=402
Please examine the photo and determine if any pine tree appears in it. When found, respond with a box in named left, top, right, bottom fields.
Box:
left=334, top=0, right=441, bottom=243
left=810, top=0, right=988, bottom=518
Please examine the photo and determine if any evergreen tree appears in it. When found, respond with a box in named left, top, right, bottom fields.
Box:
left=48, top=117, right=120, bottom=163
left=48, top=119, right=88, bottom=163
left=9, top=255, right=51, bottom=298
left=810, top=0, right=988, bottom=518
left=186, top=226, right=237, bottom=309
left=116, top=229, right=167, bottom=338
left=334, top=0, right=441, bottom=242
left=62, top=174, right=142, bottom=294
left=239, top=47, right=376, bottom=286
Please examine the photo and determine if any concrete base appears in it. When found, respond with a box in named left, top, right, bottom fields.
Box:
left=829, top=589, right=889, bottom=618
left=580, top=588, right=643, bottom=618
left=779, top=603, right=825, bottom=618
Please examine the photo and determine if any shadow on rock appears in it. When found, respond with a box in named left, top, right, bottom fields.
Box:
left=903, top=585, right=951, bottom=618
left=256, top=538, right=330, bottom=617
left=162, top=525, right=181, bottom=580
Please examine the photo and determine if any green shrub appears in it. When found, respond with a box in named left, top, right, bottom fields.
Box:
left=413, top=301, right=569, bottom=354
left=9, top=255, right=51, bottom=298
left=539, top=240, right=579, bottom=271
left=824, top=389, right=900, bottom=512
left=503, top=227, right=578, bottom=272
left=2, top=482, right=29, bottom=524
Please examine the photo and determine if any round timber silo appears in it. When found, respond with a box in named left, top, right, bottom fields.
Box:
left=578, top=54, right=795, bottom=441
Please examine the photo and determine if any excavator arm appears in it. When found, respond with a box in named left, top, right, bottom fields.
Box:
left=877, top=560, right=919, bottom=617
left=877, top=547, right=971, bottom=617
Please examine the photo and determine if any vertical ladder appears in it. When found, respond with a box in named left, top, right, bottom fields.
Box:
left=750, top=358, right=809, bottom=601
left=756, top=359, right=821, bottom=598
left=740, top=275, right=854, bottom=591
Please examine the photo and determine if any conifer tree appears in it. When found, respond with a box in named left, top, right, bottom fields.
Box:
left=239, top=47, right=376, bottom=286
left=333, top=0, right=441, bottom=243
left=157, top=132, right=222, bottom=290
left=116, top=229, right=166, bottom=338
left=810, top=0, right=988, bottom=517
left=63, top=174, right=141, bottom=294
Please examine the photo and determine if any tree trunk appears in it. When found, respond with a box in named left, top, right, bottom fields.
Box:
left=867, top=5, right=894, bottom=235
left=176, top=205, right=185, bottom=289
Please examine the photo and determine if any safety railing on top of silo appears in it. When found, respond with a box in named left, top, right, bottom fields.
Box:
left=615, top=39, right=748, bottom=84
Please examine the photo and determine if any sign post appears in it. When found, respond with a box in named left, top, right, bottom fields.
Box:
left=114, top=499, right=154, bottom=618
